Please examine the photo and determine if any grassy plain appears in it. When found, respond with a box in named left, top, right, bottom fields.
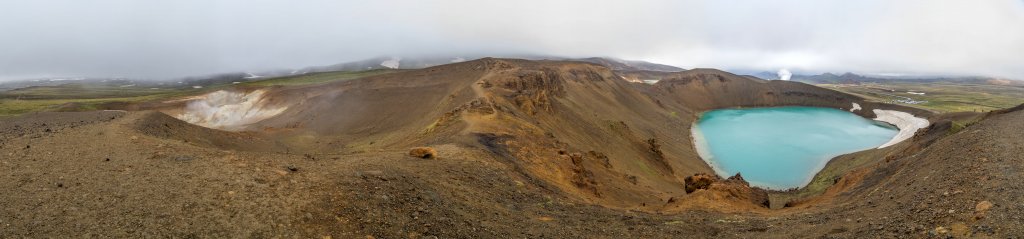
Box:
left=820, top=82, right=1024, bottom=113
left=0, top=70, right=398, bottom=116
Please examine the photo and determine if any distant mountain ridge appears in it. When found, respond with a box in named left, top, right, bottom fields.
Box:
left=569, top=57, right=685, bottom=72
left=299, top=56, right=469, bottom=73
left=0, top=56, right=684, bottom=92
left=743, top=71, right=1022, bottom=86
left=300, top=56, right=684, bottom=73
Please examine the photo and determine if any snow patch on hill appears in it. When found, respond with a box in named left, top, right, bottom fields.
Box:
left=380, top=57, right=401, bottom=69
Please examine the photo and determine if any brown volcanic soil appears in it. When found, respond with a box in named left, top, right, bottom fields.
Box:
left=1, top=58, right=1022, bottom=238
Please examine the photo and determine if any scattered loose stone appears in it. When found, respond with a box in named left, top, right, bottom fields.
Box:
left=408, top=147, right=437, bottom=159
left=974, top=200, right=995, bottom=220
left=976, top=201, right=993, bottom=212
left=357, top=170, right=384, bottom=179
left=972, top=225, right=995, bottom=235
left=287, top=165, right=299, bottom=172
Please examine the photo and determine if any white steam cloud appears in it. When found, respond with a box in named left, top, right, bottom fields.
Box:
left=777, top=69, right=792, bottom=81
left=177, top=90, right=286, bottom=131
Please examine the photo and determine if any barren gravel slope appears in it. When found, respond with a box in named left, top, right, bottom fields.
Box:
left=1, top=59, right=1021, bottom=238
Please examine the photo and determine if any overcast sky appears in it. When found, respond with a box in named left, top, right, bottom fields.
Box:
left=1, top=0, right=1022, bottom=81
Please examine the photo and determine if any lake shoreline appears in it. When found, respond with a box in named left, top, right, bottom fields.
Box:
left=690, top=106, right=901, bottom=190
left=872, top=109, right=930, bottom=148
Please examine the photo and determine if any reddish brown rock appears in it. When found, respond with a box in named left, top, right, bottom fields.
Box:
left=684, top=173, right=718, bottom=193
left=408, top=147, right=438, bottom=159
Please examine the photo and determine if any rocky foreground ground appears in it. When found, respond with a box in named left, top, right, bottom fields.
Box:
left=0, top=105, right=1020, bottom=238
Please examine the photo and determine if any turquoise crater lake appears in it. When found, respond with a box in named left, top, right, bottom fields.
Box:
left=693, top=106, right=898, bottom=189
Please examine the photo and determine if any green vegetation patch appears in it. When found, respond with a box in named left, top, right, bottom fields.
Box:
left=0, top=69, right=399, bottom=116
left=821, top=82, right=1024, bottom=113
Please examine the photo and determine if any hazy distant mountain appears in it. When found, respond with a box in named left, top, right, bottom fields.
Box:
left=740, top=71, right=782, bottom=81
left=570, top=57, right=685, bottom=72
left=734, top=70, right=1022, bottom=86
left=300, top=56, right=684, bottom=74
left=0, top=56, right=682, bottom=92
left=791, top=72, right=872, bottom=84
left=0, top=77, right=141, bottom=92
left=789, top=72, right=1023, bottom=86
left=0, top=72, right=273, bottom=92
left=299, top=56, right=470, bottom=73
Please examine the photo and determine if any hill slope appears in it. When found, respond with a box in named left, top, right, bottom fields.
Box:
left=166, top=58, right=933, bottom=210
left=2, top=58, right=1021, bottom=237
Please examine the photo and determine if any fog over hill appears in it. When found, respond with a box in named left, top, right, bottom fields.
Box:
left=1, top=1, right=1022, bottom=81
left=0, top=56, right=686, bottom=91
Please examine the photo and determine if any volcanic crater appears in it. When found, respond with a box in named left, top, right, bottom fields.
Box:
left=2, top=58, right=1021, bottom=238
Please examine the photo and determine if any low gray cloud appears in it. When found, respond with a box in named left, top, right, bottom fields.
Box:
left=1, top=0, right=1022, bottom=80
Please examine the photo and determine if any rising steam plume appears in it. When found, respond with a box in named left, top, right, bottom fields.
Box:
left=777, top=69, right=792, bottom=81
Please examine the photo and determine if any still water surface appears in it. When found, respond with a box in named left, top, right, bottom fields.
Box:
left=693, top=107, right=898, bottom=189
